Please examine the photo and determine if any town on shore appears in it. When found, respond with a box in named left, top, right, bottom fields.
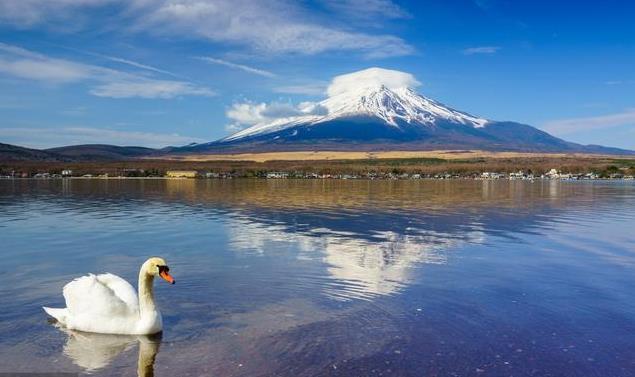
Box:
left=2, top=153, right=635, bottom=181
left=1, top=167, right=634, bottom=181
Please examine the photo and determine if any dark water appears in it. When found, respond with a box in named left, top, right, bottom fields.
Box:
left=1, top=179, right=635, bottom=376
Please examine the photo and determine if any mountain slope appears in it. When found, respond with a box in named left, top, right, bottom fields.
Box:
left=0, top=143, right=68, bottom=161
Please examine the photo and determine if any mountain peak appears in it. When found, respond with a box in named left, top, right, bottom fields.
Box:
left=225, top=76, right=488, bottom=142
left=320, top=84, right=487, bottom=128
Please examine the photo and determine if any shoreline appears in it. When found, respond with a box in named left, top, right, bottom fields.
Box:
left=2, top=176, right=634, bottom=182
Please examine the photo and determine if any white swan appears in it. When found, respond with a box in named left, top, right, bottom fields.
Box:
left=43, top=257, right=175, bottom=335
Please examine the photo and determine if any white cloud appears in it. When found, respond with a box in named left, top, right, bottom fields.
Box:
left=90, top=80, right=215, bottom=99
left=321, top=0, right=410, bottom=20
left=226, top=102, right=270, bottom=126
left=198, top=57, right=275, bottom=78
left=0, top=43, right=213, bottom=99
left=91, top=53, right=182, bottom=78
left=226, top=100, right=326, bottom=129
left=462, top=46, right=501, bottom=55
left=327, top=67, right=420, bottom=97
left=0, top=0, right=116, bottom=26
left=542, top=109, right=635, bottom=135
left=140, top=0, right=414, bottom=58
left=0, top=56, right=94, bottom=83
left=0, top=126, right=206, bottom=148
left=0, top=42, right=96, bottom=82
left=0, top=0, right=414, bottom=59
left=224, top=123, right=245, bottom=133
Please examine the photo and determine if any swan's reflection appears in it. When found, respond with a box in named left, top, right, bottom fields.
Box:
left=56, top=326, right=161, bottom=376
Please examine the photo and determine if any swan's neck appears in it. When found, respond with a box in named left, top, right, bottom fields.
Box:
left=138, top=269, right=157, bottom=316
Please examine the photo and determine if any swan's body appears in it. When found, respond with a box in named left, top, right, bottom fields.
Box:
left=43, top=257, right=175, bottom=335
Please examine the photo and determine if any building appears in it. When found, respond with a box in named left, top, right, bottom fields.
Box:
left=166, top=170, right=198, bottom=178
left=266, top=172, right=289, bottom=179
left=509, top=170, right=525, bottom=179
left=545, top=169, right=560, bottom=179
left=481, top=172, right=505, bottom=179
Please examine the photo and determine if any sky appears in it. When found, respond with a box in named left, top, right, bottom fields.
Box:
left=0, top=0, right=634, bottom=150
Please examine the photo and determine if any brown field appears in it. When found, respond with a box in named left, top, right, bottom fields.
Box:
left=153, top=150, right=611, bottom=163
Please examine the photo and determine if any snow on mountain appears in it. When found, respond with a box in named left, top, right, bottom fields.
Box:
left=224, top=68, right=488, bottom=142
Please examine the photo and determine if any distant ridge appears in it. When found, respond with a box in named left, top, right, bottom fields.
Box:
left=46, top=144, right=158, bottom=160
left=0, top=143, right=67, bottom=161
left=0, top=143, right=161, bottom=162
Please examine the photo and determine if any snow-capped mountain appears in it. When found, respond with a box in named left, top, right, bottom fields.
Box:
left=175, top=68, right=632, bottom=154
left=224, top=84, right=488, bottom=142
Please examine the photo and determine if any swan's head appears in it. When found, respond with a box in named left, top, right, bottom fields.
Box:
left=143, top=257, right=175, bottom=284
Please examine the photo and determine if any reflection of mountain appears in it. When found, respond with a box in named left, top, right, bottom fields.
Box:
left=227, top=213, right=484, bottom=300
left=57, top=327, right=161, bottom=376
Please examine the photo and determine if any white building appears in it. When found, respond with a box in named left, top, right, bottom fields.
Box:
left=545, top=169, right=560, bottom=179
left=266, top=172, right=289, bottom=179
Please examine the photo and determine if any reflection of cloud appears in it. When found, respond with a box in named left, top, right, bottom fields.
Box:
left=226, top=214, right=484, bottom=300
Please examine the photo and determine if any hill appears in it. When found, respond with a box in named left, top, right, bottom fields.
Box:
left=46, top=144, right=158, bottom=160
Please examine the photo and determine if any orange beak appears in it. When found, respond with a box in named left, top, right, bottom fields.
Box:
left=160, top=270, right=175, bottom=284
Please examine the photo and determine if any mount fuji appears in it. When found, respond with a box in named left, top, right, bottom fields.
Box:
left=176, top=68, right=630, bottom=155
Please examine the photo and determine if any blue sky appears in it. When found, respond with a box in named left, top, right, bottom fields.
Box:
left=0, top=0, right=633, bottom=149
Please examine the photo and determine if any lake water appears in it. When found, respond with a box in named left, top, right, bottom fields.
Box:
left=1, top=179, right=635, bottom=376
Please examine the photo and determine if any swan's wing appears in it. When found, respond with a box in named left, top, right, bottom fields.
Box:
left=96, top=273, right=139, bottom=312
left=63, top=274, right=138, bottom=317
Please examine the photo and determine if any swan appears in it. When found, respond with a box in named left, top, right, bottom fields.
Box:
left=43, top=257, right=175, bottom=335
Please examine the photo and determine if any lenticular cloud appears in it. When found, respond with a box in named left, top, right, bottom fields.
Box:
left=326, top=67, right=421, bottom=97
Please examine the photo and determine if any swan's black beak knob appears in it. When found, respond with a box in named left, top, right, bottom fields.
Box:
left=158, top=265, right=175, bottom=284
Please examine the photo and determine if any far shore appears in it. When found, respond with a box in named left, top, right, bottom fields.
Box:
left=2, top=150, right=634, bottom=180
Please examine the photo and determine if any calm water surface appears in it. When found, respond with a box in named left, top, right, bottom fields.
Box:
left=1, top=179, right=635, bottom=376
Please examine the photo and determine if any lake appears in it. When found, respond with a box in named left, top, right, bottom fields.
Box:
left=1, top=179, right=635, bottom=376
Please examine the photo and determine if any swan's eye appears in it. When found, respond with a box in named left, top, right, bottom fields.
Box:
left=158, top=265, right=169, bottom=273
